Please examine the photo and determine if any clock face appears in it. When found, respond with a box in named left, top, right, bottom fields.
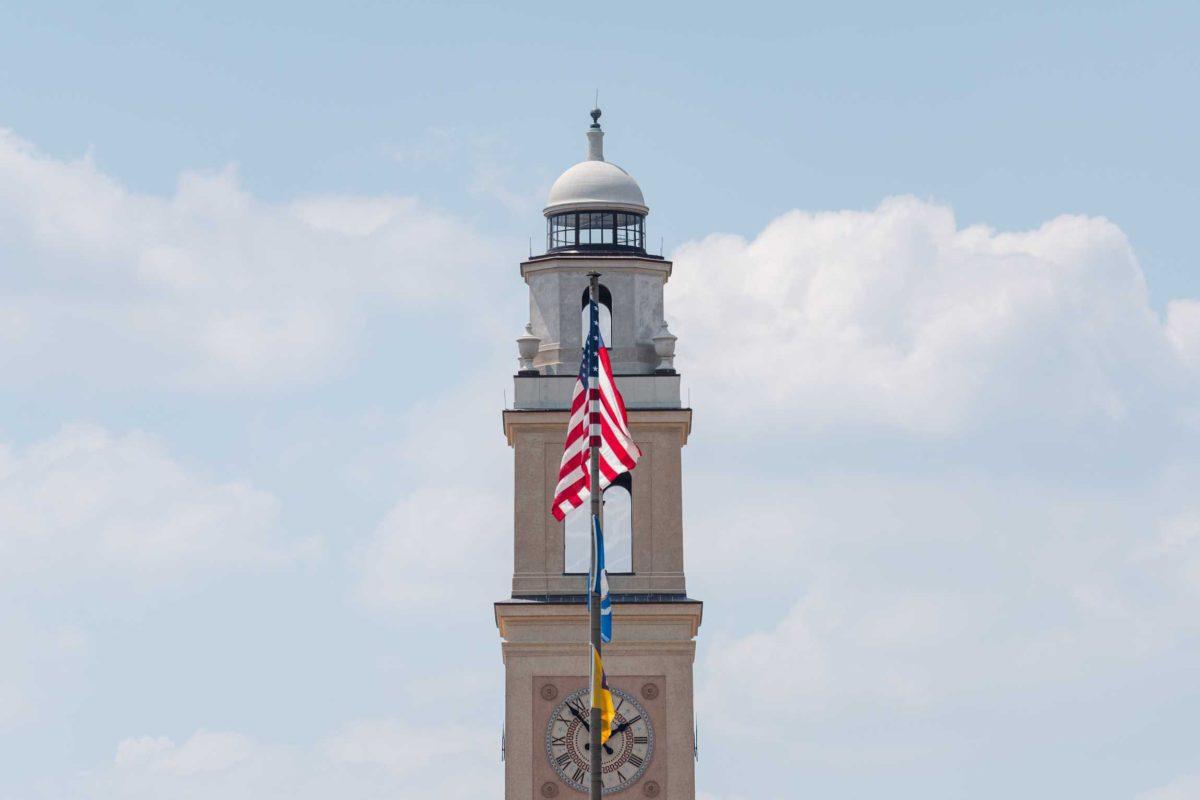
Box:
left=545, top=686, right=654, bottom=794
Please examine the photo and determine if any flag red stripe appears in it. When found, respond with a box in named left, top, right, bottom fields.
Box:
left=550, top=346, right=642, bottom=521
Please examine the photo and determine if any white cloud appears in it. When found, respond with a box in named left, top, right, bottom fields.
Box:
left=0, top=423, right=307, bottom=578
left=671, top=196, right=1194, bottom=434
left=1136, top=774, right=1200, bottom=800
left=692, top=470, right=1200, bottom=758
left=1166, top=299, right=1200, bottom=367
left=674, top=200, right=1200, bottom=792
left=0, top=127, right=507, bottom=389
left=322, top=718, right=490, bottom=776
left=0, top=613, right=93, bottom=732
left=115, top=731, right=255, bottom=774
left=86, top=722, right=497, bottom=800
left=354, top=484, right=507, bottom=613
left=352, top=379, right=510, bottom=615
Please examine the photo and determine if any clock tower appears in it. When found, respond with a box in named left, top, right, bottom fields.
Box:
left=496, top=110, right=701, bottom=799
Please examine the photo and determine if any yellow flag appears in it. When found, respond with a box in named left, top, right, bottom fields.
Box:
left=591, top=646, right=616, bottom=745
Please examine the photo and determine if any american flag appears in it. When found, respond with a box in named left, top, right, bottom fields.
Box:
left=550, top=296, right=641, bottom=521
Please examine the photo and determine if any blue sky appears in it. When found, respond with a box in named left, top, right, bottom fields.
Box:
left=1, top=2, right=1199, bottom=799
left=4, top=1, right=1197, bottom=299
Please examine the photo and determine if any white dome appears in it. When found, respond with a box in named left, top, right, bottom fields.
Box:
left=544, top=159, right=647, bottom=216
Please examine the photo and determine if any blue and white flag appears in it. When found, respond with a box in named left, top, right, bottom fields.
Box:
left=591, top=515, right=613, bottom=643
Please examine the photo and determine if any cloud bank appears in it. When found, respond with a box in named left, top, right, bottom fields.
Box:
left=671, top=196, right=1198, bottom=436
left=669, top=197, right=1200, bottom=796
left=0, top=128, right=507, bottom=389
left=0, top=423, right=304, bottom=579
left=84, top=721, right=496, bottom=799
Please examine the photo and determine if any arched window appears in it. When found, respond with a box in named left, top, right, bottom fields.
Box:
left=564, top=506, right=591, bottom=574
left=563, top=473, right=634, bottom=575
left=602, top=473, right=632, bottom=572
left=580, top=284, right=613, bottom=347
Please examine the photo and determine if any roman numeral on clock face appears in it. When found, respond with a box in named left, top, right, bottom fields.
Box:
left=633, top=735, right=648, bottom=744
left=551, top=735, right=567, bottom=747
left=555, top=752, right=572, bottom=767
left=628, top=754, right=644, bottom=768
left=572, top=766, right=586, bottom=783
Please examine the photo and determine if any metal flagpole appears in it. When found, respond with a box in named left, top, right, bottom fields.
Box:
left=587, top=272, right=603, bottom=800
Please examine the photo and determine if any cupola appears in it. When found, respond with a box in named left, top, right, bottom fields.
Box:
left=544, top=108, right=648, bottom=253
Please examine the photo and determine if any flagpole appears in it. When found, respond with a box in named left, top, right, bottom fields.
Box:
left=587, top=271, right=603, bottom=800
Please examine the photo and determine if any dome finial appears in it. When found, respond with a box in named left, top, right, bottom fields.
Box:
left=586, top=103, right=604, bottom=161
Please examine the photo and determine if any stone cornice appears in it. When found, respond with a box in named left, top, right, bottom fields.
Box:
left=501, top=408, right=692, bottom=446
left=500, top=641, right=697, bottom=663
left=495, top=600, right=703, bottom=640
left=520, top=253, right=673, bottom=281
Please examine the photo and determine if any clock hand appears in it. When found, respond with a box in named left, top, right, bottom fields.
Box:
left=566, top=704, right=590, bottom=731
left=610, top=719, right=635, bottom=736
left=566, top=703, right=613, bottom=754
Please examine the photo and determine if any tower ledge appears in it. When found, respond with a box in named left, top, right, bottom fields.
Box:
left=495, top=599, right=702, bottom=642
left=520, top=251, right=671, bottom=277
left=512, top=373, right=683, bottom=412
left=502, top=407, right=692, bottom=448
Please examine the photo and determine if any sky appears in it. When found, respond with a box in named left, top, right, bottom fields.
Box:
left=1, top=2, right=1198, bottom=798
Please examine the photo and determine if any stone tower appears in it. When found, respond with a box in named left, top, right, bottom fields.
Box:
left=496, top=110, right=701, bottom=799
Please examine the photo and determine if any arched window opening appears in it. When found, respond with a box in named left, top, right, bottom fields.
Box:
left=563, top=472, right=634, bottom=575
left=580, top=284, right=613, bottom=347
left=564, top=505, right=590, bottom=575
left=602, top=473, right=633, bottom=573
